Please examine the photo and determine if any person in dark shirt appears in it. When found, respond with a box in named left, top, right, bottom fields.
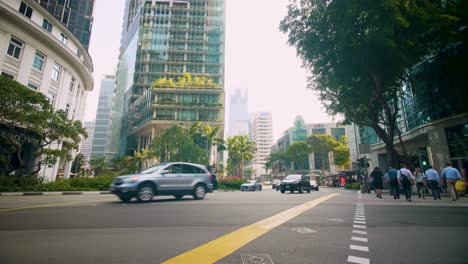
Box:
left=371, top=167, right=384, bottom=199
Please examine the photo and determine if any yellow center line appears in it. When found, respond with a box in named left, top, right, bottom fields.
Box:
left=0, top=198, right=116, bottom=212
left=162, top=193, right=340, bottom=264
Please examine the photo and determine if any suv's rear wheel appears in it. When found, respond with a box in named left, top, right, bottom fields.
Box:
left=306, top=186, right=311, bottom=193
left=137, top=183, right=154, bottom=202
left=193, top=184, right=206, bottom=200
left=280, top=189, right=285, bottom=193
left=174, top=194, right=184, bottom=200
left=118, top=193, right=133, bottom=202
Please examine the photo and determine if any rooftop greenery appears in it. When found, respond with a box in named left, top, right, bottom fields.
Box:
left=152, top=72, right=222, bottom=89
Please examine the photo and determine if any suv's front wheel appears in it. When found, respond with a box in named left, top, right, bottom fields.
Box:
left=193, top=184, right=206, bottom=200
left=137, top=183, right=154, bottom=202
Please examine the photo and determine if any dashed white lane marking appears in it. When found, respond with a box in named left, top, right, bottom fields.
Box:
left=352, top=230, right=367, bottom=235
left=350, top=245, right=369, bottom=252
left=353, top=225, right=366, bottom=229
left=348, top=255, right=370, bottom=264
left=348, top=194, right=370, bottom=264
left=351, top=236, right=368, bottom=242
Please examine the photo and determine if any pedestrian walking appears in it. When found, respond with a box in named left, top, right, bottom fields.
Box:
left=425, top=165, right=441, bottom=200
left=414, top=167, right=426, bottom=199
left=388, top=165, right=399, bottom=200
left=398, top=164, right=415, bottom=202
left=371, top=167, right=384, bottom=199
left=441, top=162, right=462, bottom=201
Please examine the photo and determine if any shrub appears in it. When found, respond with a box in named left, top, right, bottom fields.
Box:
left=0, top=175, right=116, bottom=192
left=218, top=177, right=246, bottom=190
left=344, top=182, right=361, bottom=190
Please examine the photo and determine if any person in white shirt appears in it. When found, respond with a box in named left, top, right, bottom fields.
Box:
left=398, top=164, right=415, bottom=202
left=414, top=167, right=426, bottom=199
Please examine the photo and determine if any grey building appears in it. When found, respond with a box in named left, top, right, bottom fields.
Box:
left=227, top=89, right=249, bottom=137
left=92, top=75, right=116, bottom=160
left=80, top=121, right=95, bottom=165
left=110, top=0, right=226, bottom=156
left=33, top=0, right=95, bottom=49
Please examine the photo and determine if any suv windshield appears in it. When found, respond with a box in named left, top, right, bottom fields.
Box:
left=140, top=164, right=165, bottom=174
left=285, top=175, right=301, bottom=180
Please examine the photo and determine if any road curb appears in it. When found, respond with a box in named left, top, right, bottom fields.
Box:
left=0, top=191, right=112, bottom=196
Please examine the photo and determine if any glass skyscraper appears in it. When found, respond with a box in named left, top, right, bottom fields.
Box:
left=33, top=0, right=95, bottom=49
left=91, top=75, right=116, bottom=160
left=111, top=0, right=225, bottom=156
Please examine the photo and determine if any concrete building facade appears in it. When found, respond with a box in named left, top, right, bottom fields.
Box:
left=249, top=112, right=273, bottom=178
left=0, top=0, right=94, bottom=181
left=110, top=0, right=226, bottom=156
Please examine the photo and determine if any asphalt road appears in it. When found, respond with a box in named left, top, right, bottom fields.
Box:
left=0, top=188, right=467, bottom=264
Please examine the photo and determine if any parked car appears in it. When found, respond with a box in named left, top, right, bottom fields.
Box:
left=109, top=162, right=214, bottom=202
left=310, top=180, right=319, bottom=191
left=241, top=180, right=262, bottom=191
left=280, top=174, right=311, bottom=194
left=272, top=180, right=281, bottom=190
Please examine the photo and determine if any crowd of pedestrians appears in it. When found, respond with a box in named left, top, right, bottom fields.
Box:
left=368, top=162, right=463, bottom=202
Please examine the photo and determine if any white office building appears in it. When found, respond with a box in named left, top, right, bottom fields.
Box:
left=249, top=112, right=273, bottom=179
left=0, top=0, right=94, bottom=181
left=80, top=121, right=95, bottom=166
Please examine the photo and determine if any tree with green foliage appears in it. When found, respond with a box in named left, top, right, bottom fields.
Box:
left=190, top=121, right=221, bottom=164
left=150, top=124, right=207, bottom=164
left=308, top=135, right=340, bottom=172
left=280, top=0, right=463, bottom=167
left=333, top=136, right=351, bottom=168
left=222, top=135, right=256, bottom=179
left=89, top=157, right=108, bottom=176
left=267, top=151, right=291, bottom=176
left=0, top=76, right=87, bottom=177
left=287, top=142, right=310, bottom=173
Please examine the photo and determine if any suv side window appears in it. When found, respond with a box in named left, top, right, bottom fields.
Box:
left=167, top=164, right=184, bottom=174
left=181, top=164, right=205, bottom=174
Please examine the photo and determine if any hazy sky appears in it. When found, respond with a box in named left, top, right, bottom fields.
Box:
left=85, top=0, right=334, bottom=141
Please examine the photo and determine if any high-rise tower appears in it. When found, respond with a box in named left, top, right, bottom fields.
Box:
left=227, top=89, right=249, bottom=137
left=92, top=75, right=115, bottom=160
left=249, top=112, right=273, bottom=179
left=111, top=0, right=225, bottom=156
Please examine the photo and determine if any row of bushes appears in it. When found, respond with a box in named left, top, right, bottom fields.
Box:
left=218, top=177, right=246, bottom=190
left=0, top=176, right=115, bottom=192
left=344, top=182, right=361, bottom=190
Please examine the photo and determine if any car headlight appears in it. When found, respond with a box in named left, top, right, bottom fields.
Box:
left=124, top=177, right=139, bottom=183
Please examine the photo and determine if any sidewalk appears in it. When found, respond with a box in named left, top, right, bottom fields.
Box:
left=0, top=191, right=112, bottom=196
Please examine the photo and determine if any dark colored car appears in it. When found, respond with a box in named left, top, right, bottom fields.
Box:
left=280, top=174, right=311, bottom=194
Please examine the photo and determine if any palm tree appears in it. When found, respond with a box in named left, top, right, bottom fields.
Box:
left=225, top=135, right=256, bottom=179
left=190, top=122, right=221, bottom=164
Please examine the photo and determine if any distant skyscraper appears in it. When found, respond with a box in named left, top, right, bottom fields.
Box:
left=227, top=89, right=249, bottom=137
left=111, top=0, right=226, bottom=156
left=249, top=112, right=273, bottom=179
left=34, top=0, right=95, bottom=49
left=80, top=121, right=95, bottom=165
left=92, top=75, right=115, bottom=159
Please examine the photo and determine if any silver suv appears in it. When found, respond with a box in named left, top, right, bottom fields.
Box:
left=109, top=162, right=214, bottom=202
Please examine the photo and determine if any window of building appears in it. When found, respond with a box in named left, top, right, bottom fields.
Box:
left=331, top=127, right=346, bottom=141
left=178, top=109, right=196, bottom=121
left=312, top=128, right=326, bottom=135
left=28, top=83, right=38, bottom=91
left=1, top=72, right=15, bottom=80
left=69, top=77, right=76, bottom=92
left=60, top=33, right=68, bottom=45
left=32, top=51, right=46, bottom=72
left=65, top=104, right=70, bottom=117
left=179, top=94, right=197, bottom=103
left=199, top=110, right=218, bottom=121
left=42, top=19, right=53, bottom=32
left=158, top=93, right=175, bottom=102
left=47, top=91, right=56, bottom=105
left=19, top=2, right=33, bottom=18
left=51, top=63, right=61, bottom=81
left=156, top=109, right=175, bottom=120
left=7, top=37, right=24, bottom=59
left=199, top=94, right=218, bottom=103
